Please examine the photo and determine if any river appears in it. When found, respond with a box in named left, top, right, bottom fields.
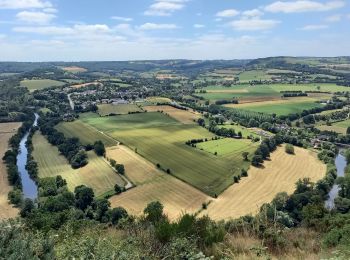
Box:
left=16, top=113, right=39, bottom=200
left=325, top=152, right=347, bottom=209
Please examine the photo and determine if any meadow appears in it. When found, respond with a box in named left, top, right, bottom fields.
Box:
left=317, top=119, right=350, bottom=134
left=32, top=133, right=125, bottom=196
left=201, top=145, right=326, bottom=220
left=0, top=122, right=21, bottom=219
left=144, top=105, right=201, bottom=124
left=76, top=112, right=255, bottom=196
left=56, top=119, right=118, bottom=147
left=97, top=104, right=142, bottom=116
left=20, top=79, right=65, bottom=91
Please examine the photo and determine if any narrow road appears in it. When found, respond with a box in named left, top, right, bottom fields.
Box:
left=67, top=93, right=74, bottom=110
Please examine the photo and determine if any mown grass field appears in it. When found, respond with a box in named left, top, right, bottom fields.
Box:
left=79, top=112, right=255, bottom=196
left=196, top=138, right=257, bottom=157
left=20, top=79, right=65, bottom=91
left=145, top=96, right=172, bottom=103
left=107, top=145, right=210, bottom=220
left=224, top=98, right=324, bottom=116
left=97, top=104, right=142, bottom=116
left=144, top=105, right=201, bottom=124
left=32, top=133, right=125, bottom=196
left=0, top=122, right=21, bottom=219
left=238, top=70, right=273, bottom=83
left=201, top=145, right=326, bottom=220
left=222, top=124, right=259, bottom=138
left=55, top=119, right=118, bottom=147
left=317, top=119, right=350, bottom=134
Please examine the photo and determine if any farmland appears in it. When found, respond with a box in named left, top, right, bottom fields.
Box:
left=107, top=145, right=210, bottom=220
left=97, top=104, right=142, bottom=116
left=20, top=79, right=65, bottom=91
left=78, top=111, right=255, bottom=196
left=201, top=145, right=326, bottom=220
left=55, top=119, right=118, bottom=147
left=0, top=122, right=21, bottom=219
left=144, top=105, right=201, bottom=124
left=317, top=119, right=350, bottom=134
left=32, top=133, right=125, bottom=196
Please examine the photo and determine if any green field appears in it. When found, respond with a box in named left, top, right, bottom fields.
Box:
left=97, top=104, right=142, bottom=116
left=197, top=138, right=257, bottom=157
left=20, top=79, right=65, bottom=91
left=226, top=100, right=324, bottom=116
left=238, top=70, right=273, bottom=83
left=222, top=124, right=259, bottom=138
left=55, top=119, right=118, bottom=147
left=75, top=112, right=255, bottom=196
left=32, top=133, right=125, bottom=196
left=317, top=119, right=350, bottom=134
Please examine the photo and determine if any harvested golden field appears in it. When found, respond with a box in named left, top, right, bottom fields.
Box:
left=71, top=81, right=101, bottom=89
left=61, top=66, right=87, bottom=73
left=0, top=122, right=21, bottom=219
left=144, top=105, right=200, bottom=124
left=145, top=96, right=171, bottom=103
left=33, top=133, right=125, bottom=197
left=224, top=96, right=318, bottom=108
left=107, top=146, right=210, bottom=220
left=206, top=89, right=249, bottom=93
left=201, top=145, right=326, bottom=220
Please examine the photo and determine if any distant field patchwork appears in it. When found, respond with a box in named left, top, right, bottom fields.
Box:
left=20, top=79, right=65, bottom=91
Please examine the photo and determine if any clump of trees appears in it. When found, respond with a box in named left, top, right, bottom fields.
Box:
left=285, top=144, right=295, bottom=154
left=93, top=140, right=105, bottom=156
left=109, top=159, right=125, bottom=175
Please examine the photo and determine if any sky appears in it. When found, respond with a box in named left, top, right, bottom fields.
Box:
left=0, top=0, right=349, bottom=61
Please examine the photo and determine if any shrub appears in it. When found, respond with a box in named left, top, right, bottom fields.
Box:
left=285, top=144, right=295, bottom=154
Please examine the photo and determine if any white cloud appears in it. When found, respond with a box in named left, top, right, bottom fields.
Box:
left=300, top=24, right=329, bottom=30
left=16, top=11, right=56, bottom=24
left=43, top=8, right=57, bottom=13
left=144, top=0, right=186, bottom=16
left=242, top=9, right=264, bottom=18
left=229, top=18, right=280, bottom=31
left=0, top=0, right=52, bottom=9
left=265, top=1, right=345, bottom=13
left=325, top=14, right=342, bottom=22
left=193, top=24, right=205, bottom=28
left=13, top=26, right=73, bottom=35
left=216, top=9, right=239, bottom=18
left=139, top=23, right=178, bottom=30
left=111, top=16, right=133, bottom=22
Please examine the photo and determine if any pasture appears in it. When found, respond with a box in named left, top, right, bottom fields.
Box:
left=222, top=124, right=259, bottom=138
left=224, top=97, right=324, bottom=116
left=97, top=104, right=142, bottom=116
left=55, top=119, right=118, bottom=147
left=79, top=112, right=256, bottom=196
left=317, top=119, right=350, bottom=134
left=145, top=96, right=172, bottom=103
left=32, top=133, right=125, bottom=196
left=201, top=145, right=326, bottom=220
left=0, top=122, right=21, bottom=219
left=196, top=138, right=257, bottom=157
left=107, top=145, right=210, bottom=220
left=144, top=105, right=201, bottom=124
left=20, top=79, right=65, bottom=91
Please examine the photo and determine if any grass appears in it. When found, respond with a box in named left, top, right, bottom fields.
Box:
left=201, top=145, right=326, bottom=220
left=20, top=79, right=65, bottom=91
left=221, top=124, right=259, bottom=138
left=196, top=138, right=257, bottom=157
left=32, top=133, right=125, bottom=196
left=224, top=98, right=325, bottom=116
left=146, top=96, right=172, bottom=103
left=107, top=145, right=210, bottom=220
left=98, top=104, right=142, bottom=116
left=239, top=70, right=273, bottom=82
left=144, top=105, right=201, bottom=124
left=79, top=112, right=256, bottom=196
left=317, top=119, right=350, bottom=134
left=55, top=119, right=118, bottom=147
left=0, top=122, right=22, bottom=219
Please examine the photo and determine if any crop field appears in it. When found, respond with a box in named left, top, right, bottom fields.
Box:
left=317, top=119, right=350, bottom=134
left=107, top=145, right=210, bottom=220
left=79, top=112, right=255, bottom=196
left=145, top=96, right=172, bottom=103
left=20, top=79, right=65, bottom=91
left=32, top=133, right=125, bottom=196
left=197, top=83, right=348, bottom=102
left=0, top=122, right=21, bottom=219
left=55, top=119, right=118, bottom=147
left=201, top=145, right=326, bottom=220
left=97, top=104, right=142, bottom=116
left=196, top=138, right=257, bottom=157
left=144, top=105, right=201, bottom=124
left=238, top=70, right=273, bottom=82
left=224, top=97, right=324, bottom=116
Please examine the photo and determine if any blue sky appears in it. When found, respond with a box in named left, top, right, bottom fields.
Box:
left=0, top=0, right=349, bottom=61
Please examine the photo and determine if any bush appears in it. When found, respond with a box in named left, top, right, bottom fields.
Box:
left=285, top=144, right=295, bottom=154
left=8, top=189, right=22, bottom=206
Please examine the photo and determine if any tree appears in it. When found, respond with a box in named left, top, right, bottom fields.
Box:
left=93, top=140, right=105, bottom=156
left=242, top=152, right=249, bottom=161
left=197, top=118, right=205, bottom=127
left=347, top=127, right=350, bottom=135
left=285, top=144, right=295, bottom=154
left=116, top=164, right=125, bottom=175
left=114, top=184, right=123, bottom=194
left=74, top=185, right=94, bottom=211
left=144, top=201, right=164, bottom=223
left=20, top=198, right=35, bottom=218
left=95, top=198, right=111, bottom=222
left=110, top=207, right=128, bottom=225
